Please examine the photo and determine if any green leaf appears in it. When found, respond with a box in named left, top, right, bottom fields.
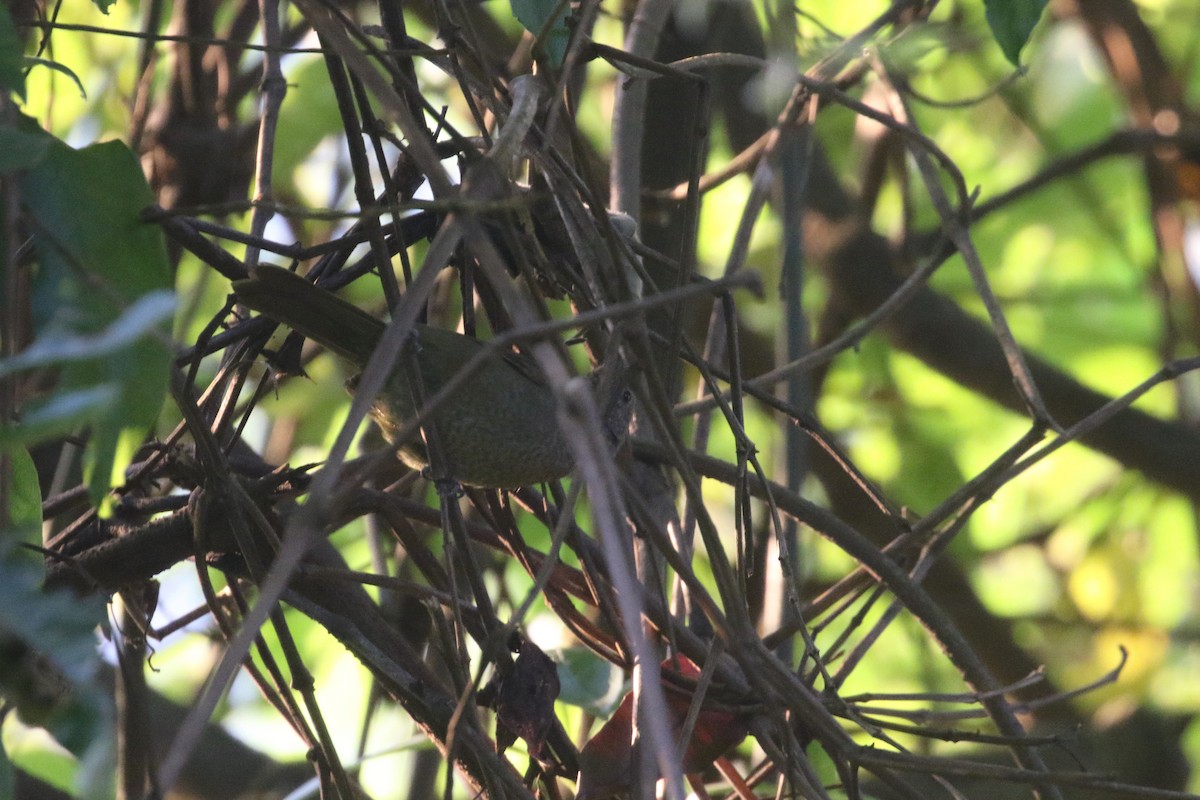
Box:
left=0, top=126, right=50, bottom=173
left=0, top=555, right=106, bottom=689
left=552, top=645, right=624, bottom=716
left=71, top=715, right=115, bottom=800
left=984, top=0, right=1048, bottom=65
left=0, top=386, right=120, bottom=447
left=90, top=0, right=115, bottom=14
left=510, top=0, right=570, bottom=67
left=17, top=138, right=173, bottom=504
left=0, top=291, right=175, bottom=376
left=0, top=539, right=112, bottom=793
left=22, top=57, right=86, bottom=99
left=0, top=744, right=13, bottom=800
left=0, top=3, right=25, bottom=100
left=275, top=56, right=341, bottom=185
left=4, top=447, right=41, bottom=544
left=0, top=499, right=109, bottom=751
left=3, top=732, right=76, bottom=795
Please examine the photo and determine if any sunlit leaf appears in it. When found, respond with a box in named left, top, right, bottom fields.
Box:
left=4, top=446, right=41, bottom=544
left=276, top=56, right=341, bottom=189
left=3, top=727, right=77, bottom=795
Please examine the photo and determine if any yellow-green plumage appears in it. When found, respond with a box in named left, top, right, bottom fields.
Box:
left=234, top=265, right=582, bottom=488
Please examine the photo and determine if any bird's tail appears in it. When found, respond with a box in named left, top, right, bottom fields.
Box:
left=233, top=265, right=384, bottom=366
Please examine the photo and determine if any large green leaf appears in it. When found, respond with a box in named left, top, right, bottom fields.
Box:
left=0, top=126, right=50, bottom=174
left=12, top=137, right=173, bottom=503
left=983, top=0, right=1048, bottom=65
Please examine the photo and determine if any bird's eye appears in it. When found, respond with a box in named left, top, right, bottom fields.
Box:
left=621, top=389, right=633, bottom=403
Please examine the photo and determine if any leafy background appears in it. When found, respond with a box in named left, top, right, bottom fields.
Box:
left=4, top=0, right=1200, bottom=798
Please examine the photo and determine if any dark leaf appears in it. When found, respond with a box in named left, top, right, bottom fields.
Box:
left=493, top=638, right=561, bottom=759
left=984, top=0, right=1048, bottom=65
left=510, top=0, right=570, bottom=67
left=0, top=4, right=24, bottom=100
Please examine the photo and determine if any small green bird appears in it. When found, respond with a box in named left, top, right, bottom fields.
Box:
left=234, top=265, right=631, bottom=488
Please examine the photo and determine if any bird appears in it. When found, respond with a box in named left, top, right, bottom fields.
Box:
left=233, top=265, right=632, bottom=488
